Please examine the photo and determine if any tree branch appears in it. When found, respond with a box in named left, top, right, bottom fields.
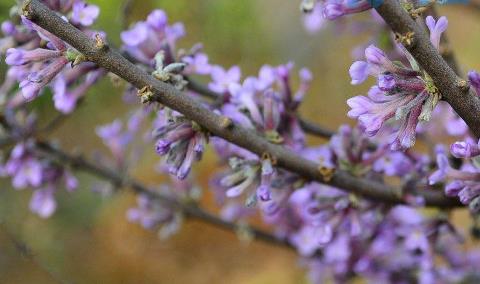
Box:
left=22, top=0, right=460, bottom=207
left=32, top=141, right=293, bottom=249
left=375, top=0, right=480, bottom=138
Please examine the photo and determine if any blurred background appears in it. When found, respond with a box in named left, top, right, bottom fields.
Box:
left=0, top=0, right=479, bottom=283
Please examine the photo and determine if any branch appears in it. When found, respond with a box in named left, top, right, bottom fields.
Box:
left=119, top=0, right=134, bottom=29
left=22, top=0, right=460, bottom=207
left=33, top=141, right=293, bottom=249
left=375, top=0, right=480, bottom=138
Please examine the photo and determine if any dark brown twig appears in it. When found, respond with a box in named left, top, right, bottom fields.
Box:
left=33, top=141, right=293, bottom=249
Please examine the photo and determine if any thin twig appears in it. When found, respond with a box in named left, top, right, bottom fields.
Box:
left=22, top=0, right=460, bottom=207
left=297, top=117, right=335, bottom=138
left=33, top=141, right=293, bottom=249
left=119, top=0, right=134, bottom=29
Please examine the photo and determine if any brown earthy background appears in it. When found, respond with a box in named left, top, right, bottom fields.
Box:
left=0, top=0, right=479, bottom=283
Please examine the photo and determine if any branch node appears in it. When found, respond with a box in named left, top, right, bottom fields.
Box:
left=137, top=85, right=154, bottom=104
left=318, top=166, right=335, bottom=182
left=219, top=116, right=233, bottom=129
left=261, top=152, right=278, bottom=166
left=21, top=0, right=33, bottom=19
left=455, top=79, right=470, bottom=92
left=94, top=34, right=107, bottom=51
left=395, top=31, right=415, bottom=47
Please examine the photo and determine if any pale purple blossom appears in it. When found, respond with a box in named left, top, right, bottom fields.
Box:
left=29, top=187, right=57, bottom=218
left=71, top=1, right=100, bottom=27
left=208, top=65, right=241, bottom=93
left=425, top=16, right=448, bottom=50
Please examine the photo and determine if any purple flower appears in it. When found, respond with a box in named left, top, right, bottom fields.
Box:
left=468, top=70, right=480, bottom=96
left=349, top=61, right=369, bottom=85
left=53, top=76, right=78, bottom=113
left=257, top=158, right=275, bottom=201
left=377, top=73, right=395, bottom=91
left=1, top=20, right=16, bottom=36
left=365, top=44, right=389, bottom=66
left=153, top=113, right=206, bottom=180
left=348, top=44, right=432, bottom=150
left=289, top=225, right=333, bottom=256
left=425, top=16, right=448, bottom=50
left=165, top=23, right=186, bottom=44
left=263, top=90, right=280, bottom=131
left=71, top=1, right=100, bottom=27
left=11, top=158, right=43, bottom=189
left=96, top=119, right=133, bottom=164
left=127, top=194, right=174, bottom=229
left=255, top=65, right=276, bottom=91
left=228, top=77, right=263, bottom=126
left=323, top=3, right=344, bottom=20
left=5, top=48, right=62, bottom=66
left=7, top=17, right=71, bottom=102
left=121, top=9, right=184, bottom=64
left=121, top=22, right=149, bottom=47
left=19, top=56, right=69, bottom=101
left=445, top=180, right=464, bottom=197
left=303, top=3, right=326, bottom=33
left=390, top=102, right=423, bottom=150
left=373, top=152, right=413, bottom=176
left=52, top=69, right=102, bottom=113
left=208, top=65, right=241, bottom=93
left=220, top=160, right=258, bottom=198
left=293, top=68, right=313, bottom=105
left=301, top=145, right=335, bottom=168
left=146, top=9, right=168, bottom=30
left=21, top=17, right=66, bottom=51
left=428, top=153, right=449, bottom=185
left=5, top=143, right=43, bottom=189
left=182, top=53, right=212, bottom=75
left=428, top=149, right=480, bottom=212
left=29, top=187, right=57, bottom=218
left=322, top=0, right=372, bottom=20
left=451, top=139, right=480, bottom=158
left=347, top=92, right=415, bottom=137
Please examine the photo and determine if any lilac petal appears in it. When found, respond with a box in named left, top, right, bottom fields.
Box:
left=349, top=61, right=369, bottom=85
left=29, top=188, right=57, bottom=218
left=21, top=17, right=66, bottom=51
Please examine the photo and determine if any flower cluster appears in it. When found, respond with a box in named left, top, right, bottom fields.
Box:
left=121, top=9, right=185, bottom=66
left=152, top=110, right=208, bottom=180
left=347, top=16, right=449, bottom=150
left=127, top=177, right=200, bottom=239
left=205, top=63, right=314, bottom=214
left=2, top=1, right=103, bottom=112
left=1, top=140, right=78, bottom=218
